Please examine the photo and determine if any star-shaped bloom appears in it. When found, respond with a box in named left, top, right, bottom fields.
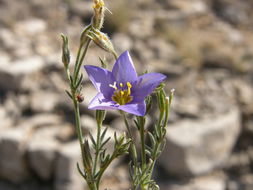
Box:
left=84, top=51, right=166, bottom=116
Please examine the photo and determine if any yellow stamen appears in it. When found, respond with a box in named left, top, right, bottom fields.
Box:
left=111, top=81, right=133, bottom=105
left=127, top=82, right=132, bottom=95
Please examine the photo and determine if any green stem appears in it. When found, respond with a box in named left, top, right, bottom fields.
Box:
left=88, top=182, right=97, bottom=190
left=74, top=43, right=83, bottom=75
left=72, top=92, right=99, bottom=190
left=147, top=140, right=162, bottom=183
left=65, top=67, right=86, bottom=168
left=139, top=117, right=146, bottom=170
left=74, top=39, right=91, bottom=83
left=122, top=113, right=132, bottom=139
left=96, top=152, right=117, bottom=186
left=93, top=122, right=102, bottom=176
left=72, top=98, right=84, bottom=153
left=121, top=112, right=138, bottom=165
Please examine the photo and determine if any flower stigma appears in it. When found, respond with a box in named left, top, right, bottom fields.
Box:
left=110, top=82, right=133, bottom=105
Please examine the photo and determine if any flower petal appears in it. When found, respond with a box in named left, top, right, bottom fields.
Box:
left=88, top=93, right=119, bottom=110
left=133, top=73, right=167, bottom=102
left=84, top=65, right=114, bottom=99
left=112, top=51, right=138, bottom=83
left=118, top=101, right=146, bottom=116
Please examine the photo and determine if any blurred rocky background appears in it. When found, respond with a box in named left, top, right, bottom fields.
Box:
left=0, top=0, right=253, bottom=189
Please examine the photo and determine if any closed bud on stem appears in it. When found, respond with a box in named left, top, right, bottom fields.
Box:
left=157, top=90, right=166, bottom=112
left=164, top=89, right=175, bottom=125
left=169, top=88, right=175, bottom=107
left=86, top=29, right=116, bottom=56
left=96, top=110, right=106, bottom=125
left=92, top=0, right=105, bottom=30
left=61, top=34, right=70, bottom=68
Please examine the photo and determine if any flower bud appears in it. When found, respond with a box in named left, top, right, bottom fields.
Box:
left=164, top=89, right=175, bottom=125
left=96, top=110, right=106, bottom=125
left=61, top=34, right=70, bottom=68
left=86, top=29, right=116, bottom=56
left=92, top=0, right=105, bottom=30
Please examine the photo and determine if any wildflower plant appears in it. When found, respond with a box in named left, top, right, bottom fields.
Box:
left=61, top=0, right=174, bottom=189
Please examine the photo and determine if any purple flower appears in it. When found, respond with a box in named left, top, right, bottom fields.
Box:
left=84, top=51, right=166, bottom=116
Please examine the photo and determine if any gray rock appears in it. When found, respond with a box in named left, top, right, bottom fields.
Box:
left=54, top=141, right=86, bottom=190
left=165, top=0, right=208, bottom=15
left=161, top=174, right=226, bottom=190
left=27, top=127, right=60, bottom=180
left=0, top=70, right=22, bottom=91
left=128, top=15, right=155, bottom=39
left=147, top=38, right=176, bottom=60
left=213, top=0, right=250, bottom=26
left=0, top=29, right=16, bottom=49
left=0, top=56, right=44, bottom=91
left=0, top=106, right=13, bottom=128
left=56, top=124, right=75, bottom=142
left=0, top=128, right=30, bottom=183
left=68, top=1, right=93, bottom=19
left=3, top=95, right=22, bottom=122
left=227, top=174, right=253, bottom=190
left=81, top=115, right=97, bottom=135
left=159, top=108, right=241, bottom=177
left=30, top=91, right=61, bottom=113
left=14, top=18, right=47, bottom=36
left=0, top=51, right=10, bottom=65
left=234, top=80, right=253, bottom=114
left=10, top=56, right=44, bottom=75
left=112, top=33, right=133, bottom=53
left=100, top=165, right=130, bottom=190
left=239, top=174, right=253, bottom=190
left=132, top=40, right=154, bottom=63
left=18, top=114, right=62, bottom=129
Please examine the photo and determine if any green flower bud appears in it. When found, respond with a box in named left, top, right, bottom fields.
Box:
left=96, top=110, right=106, bottom=125
left=61, top=34, right=70, bottom=68
left=92, top=0, right=105, bottom=30
left=86, top=29, right=116, bottom=56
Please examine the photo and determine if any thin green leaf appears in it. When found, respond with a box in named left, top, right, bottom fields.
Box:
left=76, top=162, right=86, bottom=179
left=99, top=57, right=107, bottom=69
left=74, top=74, right=83, bottom=89
left=134, top=119, right=140, bottom=130
left=148, top=132, right=156, bottom=148
left=145, top=149, right=151, bottom=157
left=88, top=132, right=96, bottom=148
left=65, top=90, right=73, bottom=99
left=101, top=137, right=111, bottom=148
left=101, top=127, right=108, bottom=142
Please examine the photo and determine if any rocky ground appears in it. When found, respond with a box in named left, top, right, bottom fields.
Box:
left=0, top=0, right=253, bottom=189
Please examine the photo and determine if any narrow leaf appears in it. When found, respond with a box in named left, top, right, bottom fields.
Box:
left=65, top=90, right=73, bottom=99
